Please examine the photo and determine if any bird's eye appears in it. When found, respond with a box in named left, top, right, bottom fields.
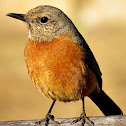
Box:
left=41, top=17, right=48, bottom=23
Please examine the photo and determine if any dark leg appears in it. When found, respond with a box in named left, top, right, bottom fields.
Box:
left=35, top=100, right=57, bottom=126
left=72, top=97, right=94, bottom=126
left=47, top=100, right=56, bottom=114
left=45, top=100, right=56, bottom=126
left=81, top=97, right=86, bottom=125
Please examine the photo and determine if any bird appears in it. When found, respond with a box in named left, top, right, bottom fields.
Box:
left=6, top=5, right=123, bottom=126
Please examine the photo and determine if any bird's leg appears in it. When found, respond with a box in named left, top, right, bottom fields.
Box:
left=35, top=100, right=59, bottom=126
left=72, top=97, right=94, bottom=126
left=44, top=100, right=56, bottom=126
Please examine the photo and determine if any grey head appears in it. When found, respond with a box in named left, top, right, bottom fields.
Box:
left=6, top=5, right=81, bottom=43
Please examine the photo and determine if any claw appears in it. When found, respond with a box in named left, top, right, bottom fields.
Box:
left=72, top=117, right=82, bottom=124
left=35, top=113, right=59, bottom=126
left=72, top=112, right=94, bottom=126
left=35, top=120, right=42, bottom=125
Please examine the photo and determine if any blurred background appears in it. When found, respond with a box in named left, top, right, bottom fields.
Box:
left=0, top=0, right=126, bottom=121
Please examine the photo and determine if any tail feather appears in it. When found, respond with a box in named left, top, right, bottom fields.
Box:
left=89, top=90, right=123, bottom=116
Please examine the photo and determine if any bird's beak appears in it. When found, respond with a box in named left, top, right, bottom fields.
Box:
left=6, top=13, right=26, bottom=22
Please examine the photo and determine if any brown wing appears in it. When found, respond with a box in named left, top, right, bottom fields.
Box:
left=79, top=34, right=102, bottom=89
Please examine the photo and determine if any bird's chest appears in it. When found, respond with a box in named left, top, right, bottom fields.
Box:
left=24, top=38, right=90, bottom=101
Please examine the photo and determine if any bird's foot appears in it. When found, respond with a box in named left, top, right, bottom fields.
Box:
left=35, top=113, right=59, bottom=126
left=72, top=112, right=94, bottom=126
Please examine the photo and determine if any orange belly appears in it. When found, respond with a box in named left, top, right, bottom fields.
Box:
left=24, top=34, right=97, bottom=102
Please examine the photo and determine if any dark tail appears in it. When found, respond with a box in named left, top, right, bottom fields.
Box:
left=89, top=90, right=123, bottom=116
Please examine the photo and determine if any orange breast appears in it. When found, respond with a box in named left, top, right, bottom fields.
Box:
left=24, top=34, right=97, bottom=102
